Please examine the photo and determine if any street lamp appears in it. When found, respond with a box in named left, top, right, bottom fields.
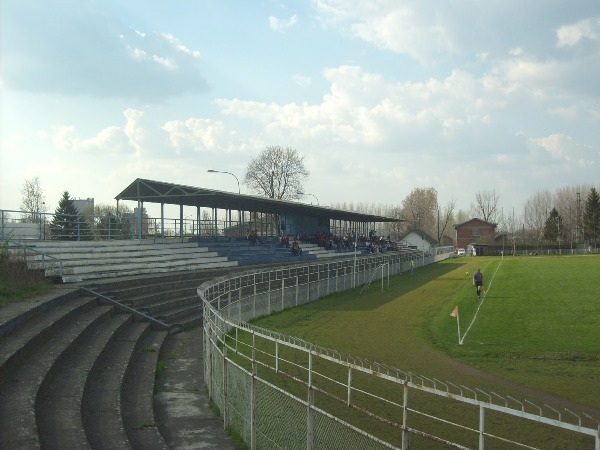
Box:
left=207, top=169, right=240, bottom=194
left=297, top=191, right=319, bottom=205
left=207, top=169, right=243, bottom=238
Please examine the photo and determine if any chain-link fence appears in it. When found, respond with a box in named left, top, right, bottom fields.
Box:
left=200, top=254, right=599, bottom=449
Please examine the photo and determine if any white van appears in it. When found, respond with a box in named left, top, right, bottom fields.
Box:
left=457, top=248, right=466, bottom=256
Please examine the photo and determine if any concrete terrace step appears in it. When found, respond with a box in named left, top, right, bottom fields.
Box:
left=45, top=256, right=234, bottom=277
left=59, top=260, right=238, bottom=283
left=0, top=303, right=114, bottom=449
left=0, top=295, right=97, bottom=368
left=36, top=312, right=133, bottom=449
left=82, top=320, right=152, bottom=449
left=28, top=250, right=224, bottom=269
left=17, top=240, right=240, bottom=283
left=139, top=295, right=199, bottom=316
left=122, top=329, right=170, bottom=450
left=0, top=268, right=244, bottom=449
left=87, top=270, right=231, bottom=329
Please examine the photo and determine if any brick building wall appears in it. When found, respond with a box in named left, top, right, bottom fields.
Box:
left=454, top=218, right=497, bottom=252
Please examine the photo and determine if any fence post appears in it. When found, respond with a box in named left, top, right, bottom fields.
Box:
left=281, top=278, right=285, bottom=310
left=227, top=281, right=232, bottom=318
left=223, top=343, right=228, bottom=430
left=347, top=367, right=352, bottom=406
left=239, top=285, right=242, bottom=321
left=317, top=267, right=320, bottom=299
left=295, top=276, right=299, bottom=306
left=479, top=405, right=485, bottom=450
left=402, top=381, right=409, bottom=450
left=251, top=332, right=257, bottom=449
left=307, top=352, right=314, bottom=450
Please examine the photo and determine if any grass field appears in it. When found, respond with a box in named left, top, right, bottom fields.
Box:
left=250, top=254, right=600, bottom=414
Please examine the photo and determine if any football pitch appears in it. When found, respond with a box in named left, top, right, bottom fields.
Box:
left=251, top=254, right=600, bottom=412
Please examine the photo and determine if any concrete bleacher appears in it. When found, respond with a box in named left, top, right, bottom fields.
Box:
left=17, top=239, right=238, bottom=283
left=13, top=238, right=352, bottom=284
left=201, top=238, right=361, bottom=265
left=0, top=236, right=415, bottom=449
left=0, top=272, right=237, bottom=449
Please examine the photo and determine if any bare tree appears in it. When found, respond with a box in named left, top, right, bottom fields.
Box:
left=244, top=146, right=309, bottom=200
left=436, top=199, right=456, bottom=244
left=455, top=208, right=470, bottom=225
left=472, top=190, right=500, bottom=222
left=400, top=187, right=438, bottom=236
left=523, top=189, right=552, bottom=242
left=20, top=177, right=46, bottom=223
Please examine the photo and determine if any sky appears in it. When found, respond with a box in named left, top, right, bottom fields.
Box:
left=1, top=0, right=599, bottom=219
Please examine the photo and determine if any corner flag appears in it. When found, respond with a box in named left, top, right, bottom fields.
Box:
left=450, top=306, right=462, bottom=345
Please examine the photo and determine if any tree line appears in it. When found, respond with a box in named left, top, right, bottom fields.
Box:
left=14, top=147, right=600, bottom=248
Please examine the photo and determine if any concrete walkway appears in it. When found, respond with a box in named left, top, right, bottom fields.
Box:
left=155, top=327, right=237, bottom=450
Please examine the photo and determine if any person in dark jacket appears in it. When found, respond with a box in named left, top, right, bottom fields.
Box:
left=473, top=268, right=483, bottom=298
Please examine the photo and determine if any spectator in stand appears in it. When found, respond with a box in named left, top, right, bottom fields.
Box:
left=291, top=238, right=302, bottom=256
left=247, top=230, right=263, bottom=245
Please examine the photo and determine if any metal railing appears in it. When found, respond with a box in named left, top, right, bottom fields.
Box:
left=200, top=254, right=600, bottom=449
left=4, top=239, right=64, bottom=278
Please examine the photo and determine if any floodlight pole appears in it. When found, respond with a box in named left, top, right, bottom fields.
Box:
left=207, top=169, right=240, bottom=194
left=207, top=169, right=243, bottom=238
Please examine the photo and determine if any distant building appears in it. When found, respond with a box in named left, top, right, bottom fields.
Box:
left=73, top=197, right=94, bottom=215
left=454, top=218, right=497, bottom=255
left=130, top=207, right=149, bottom=237
left=400, top=229, right=438, bottom=255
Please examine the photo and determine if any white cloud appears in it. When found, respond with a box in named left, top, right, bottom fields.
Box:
left=1, top=1, right=207, bottom=100
left=52, top=124, right=127, bottom=154
left=530, top=133, right=596, bottom=167
left=216, top=65, right=507, bottom=147
left=556, top=17, right=600, bottom=47
left=48, top=109, right=148, bottom=155
left=269, top=15, right=298, bottom=32
left=162, top=118, right=234, bottom=154
left=293, top=75, right=312, bottom=87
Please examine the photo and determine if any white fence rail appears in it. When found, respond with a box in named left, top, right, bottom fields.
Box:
left=200, top=253, right=600, bottom=449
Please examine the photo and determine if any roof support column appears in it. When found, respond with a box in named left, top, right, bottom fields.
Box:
left=213, top=207, right=218, bottom=241
left=160, top=203, right=165, bottom=241
left=137, top=200, right=143, bottom=240
left=179, top=204, right=184, bottom=241
left=228, top=209, right=232, bottom=241
left=197, top=206, right=201, bottom=243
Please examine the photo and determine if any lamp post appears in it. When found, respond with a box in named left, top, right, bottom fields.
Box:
left=297, top=191, right=319, bottom=205
left=207, top=169, right=242, bottom=238
left=207, top=169, right=240, bottom=194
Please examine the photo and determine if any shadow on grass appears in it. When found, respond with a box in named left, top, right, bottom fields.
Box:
left=301, top=259, right=469, bottom=312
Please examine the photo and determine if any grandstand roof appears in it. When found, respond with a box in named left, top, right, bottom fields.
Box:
left=116, top=178, right=400, bottom=223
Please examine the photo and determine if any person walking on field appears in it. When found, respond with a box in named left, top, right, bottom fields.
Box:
left=473, top=268, right=483, bottom=298
left=410, top=258, right=415, bottom=276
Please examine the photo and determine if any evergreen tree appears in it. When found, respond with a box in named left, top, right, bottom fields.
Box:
left=50, top=191, right=93, bottom=240
left=543, top=207, right=564, bottom=242
left=583, top=187, right=600, bottom=248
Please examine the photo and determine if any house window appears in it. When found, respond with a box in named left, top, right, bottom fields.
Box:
left=471, top=227, right=480, bottom=238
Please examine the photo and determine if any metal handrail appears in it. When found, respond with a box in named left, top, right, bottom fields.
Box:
left=5, top=238, right=64, bottom=278
left=80, top=287, right=169, bottom=330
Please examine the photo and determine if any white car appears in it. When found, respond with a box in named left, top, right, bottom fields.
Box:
left=457, top=248, right=466, bottom=256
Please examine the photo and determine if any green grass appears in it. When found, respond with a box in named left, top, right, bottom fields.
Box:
left=251, top=255, right=600, bottom=408
left=243, top=255, right=600, bottom=447
left=0, top=262, right=55, bottom=307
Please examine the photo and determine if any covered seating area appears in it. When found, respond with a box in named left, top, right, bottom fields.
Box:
left=115, top=178, right=400, bottom=242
